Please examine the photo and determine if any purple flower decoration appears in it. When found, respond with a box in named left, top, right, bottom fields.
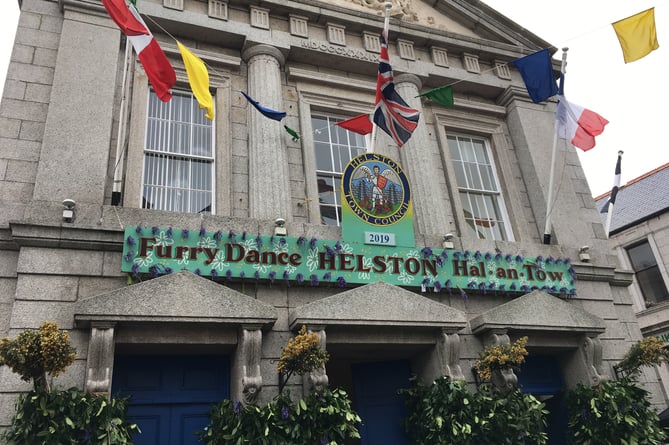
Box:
left=468, top=280, right=478, bottom=289
left=326, top=245, right=336, bottom=258
left=520, top=285, right=530, bottom=292
left=240, top=271, right=245, bottom=280
left=484, top=252, right=492, bottom=260
left=281, top=406, right=290, bottom=420
left=228, top=230, right=236, bottom=240
left=336, top=276, right=347, bottom=288
left=126, top=236, right=136, bottom=246
left=152, top=226, right=159, bottom=235
left=164, top=266, right=173, bottom=274
left=515, top=255, right=524, bottom=262
left=135, top=225, right=143, bottom=234
left=560, top=287, right=568, bottom=294
left=569, top=288, right=577, bottom=296
left=421, top=247, right=433, bottom=258
left=536, top=255, right=544, bottom=263
left=181, top=229, right=189, bottom=238
left=211, top=269, right=218, bottom=278
left=546, top=256, right=555, bottom=264
left=166, top=227, right=173, bottom=239
left=444, top=279, right=453, bottom=290
left=297, top=236, right=306, bottom=246
left=149, top=265, right=159, bottom=278
left=214, top=231, right=223, bottom=241
left=505, top=254, right=513, bottom=262
left=453, top=251, right=461, bottom=260
left=270, top=235, right=275, bottom=244
left=242, top=231, right=247, bottom=240
left=280, top=237, right=287, bottom=246
left=254, top=271, right=260, bottom=280
left=510, top=283, right=517, bottom=291
left=269, top=271, right=276, bottom=283
left=556, top=258, right=564, bottom=265
left=464, top=250, right=471, bottom=259
left=498, top=284, right=506, bottom=291
left=256, top=235, right=263, bottom=249
left=233, top=401, right=241, bottom=414
left=310, top=274, right=319, bottom=286
left=199, top=227, right=206, bottom=237
left=565, top=258, right=571, bottom=264
left=434, top=281, right=442, bottom=292
left=422, top=278, right=431, bottom=287
left=478, top=282, right=486, bottom=294
left=194, top=268, right=201, bottom=276
left=474, top=251, right=482, bottom=260
left=440, top=250, right=448, bottom=260
left=323, top=272, right=332, bottom=281
left=226, top=269, right=232, bottom=280
left=335, top=241, right=342, bottom=252
left=436, top=256, right=444, bottom=267
left=460, top=288, right=468, bottom=301
left=310, top=237, right=318, bottom=249
left=131, top=263, right=140, bottom=277
left=123, top=251, right=135, bottom=262
left=283, top=270, right=290, bottom=281
left=495, top=252, right=503, bottom=261
left=296, top=273, right=304, bottom=284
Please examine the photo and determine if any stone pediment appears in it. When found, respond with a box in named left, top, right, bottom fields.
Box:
left=470, top=290, right=606, bottom=335
left=289, top=281, right=466, bottom=332
left=311, top=0, right=551, bottom=50
left=74, top=270, right=277, bottom=329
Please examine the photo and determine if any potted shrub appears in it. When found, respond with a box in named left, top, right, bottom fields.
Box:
left=0, top=321, right=139, bottom=445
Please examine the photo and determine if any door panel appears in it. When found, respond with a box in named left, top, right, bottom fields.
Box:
left=352, top=360, right=410, bottom=445
left=112, top=355, right=229, bottom=445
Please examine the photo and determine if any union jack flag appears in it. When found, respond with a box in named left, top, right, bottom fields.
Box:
left=373, top=29, right=420, bottom=147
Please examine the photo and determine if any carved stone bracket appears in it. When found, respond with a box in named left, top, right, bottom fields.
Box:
left=581, top=334, right=607, bottom=385
left=482, top=329, right=518, bottom=392
left=437, top=331, right=463, bottom=380
left=303, top=328, right=329, bottom=396
left=239, top=328, right=263, bottom=404
left=85, top=322, right=116, bottom=396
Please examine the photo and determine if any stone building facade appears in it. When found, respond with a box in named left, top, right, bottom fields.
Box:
left=0, top=0, right=665, bottom=443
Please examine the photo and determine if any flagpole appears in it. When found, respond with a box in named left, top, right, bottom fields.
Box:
left=543, top=47, right=569, bottom=245
left=604, top=150, right=623, bottom=238
left=112, top=36, right=133, bottom=206
left=369, top=1, right=392, bottom=153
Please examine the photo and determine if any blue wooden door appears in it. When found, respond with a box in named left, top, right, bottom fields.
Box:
left=352, top=360, right=411, bottom=445
left=112, top=355, right=229, bottom=445
left=518, top=355, right=567, bottom=445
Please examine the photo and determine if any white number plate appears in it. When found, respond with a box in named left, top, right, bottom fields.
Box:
left=365, top=231, right=396, bottom=246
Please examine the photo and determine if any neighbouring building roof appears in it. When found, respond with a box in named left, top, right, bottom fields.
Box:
left=595, top=162, right=669, bottom=234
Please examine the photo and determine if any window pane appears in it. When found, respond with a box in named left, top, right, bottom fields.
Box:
left=626, top=241, right=669, bottom=305
left=450, top=134, right=510, bottom=241
left=143, top=90, right=214, bottom=214
left=628, top=242, right=657, bottom=271
left=312, top=113, right=365, bottom=226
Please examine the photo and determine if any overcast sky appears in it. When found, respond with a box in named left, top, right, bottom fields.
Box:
left=0, top=1, right=666, bottom=197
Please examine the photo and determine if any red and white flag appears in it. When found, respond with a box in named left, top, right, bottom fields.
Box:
left=556, top=95, right=608, bottom=151
left=102, top=0, right=176, bottom=102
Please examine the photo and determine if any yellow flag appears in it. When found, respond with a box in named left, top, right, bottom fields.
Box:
left=612, top=8, right=659, bottom=64
left=177, top=41, right=214, bottom=119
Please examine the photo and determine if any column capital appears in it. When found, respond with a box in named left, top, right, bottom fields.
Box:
left=242, top=44, right=286, bottom=66
left=394, top=73, right=422, bottom=90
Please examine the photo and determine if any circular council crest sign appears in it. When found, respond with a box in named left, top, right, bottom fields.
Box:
left=342, top=153, right=411, bottom=226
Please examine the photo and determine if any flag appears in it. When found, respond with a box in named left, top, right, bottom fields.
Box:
left=372, top=27, right=420, bottom=147
left=512, top=49, right=558, bottom=103
left=335, top=114, right=373, bottom=135
left=284, top=125, right=300, bottom=141
left=177, top=41, right=214, bottom=120
left=601, top=152, right=622, bottom=214
left=102, top=0, right=176, bottom=102
left=241, top=92, right=286, bottom=121
left=556, top=95, right=608, bottom=151
left=417, top=84, right=454, bottom=108
left=612, top=8, right=659, bottom=63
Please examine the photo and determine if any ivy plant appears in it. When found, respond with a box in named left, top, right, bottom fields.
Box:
left=198, top=387, right=360, bottom=445
left=3, top=387, right=140, bottom=445
left=565, top=378, right=666, bottom=445
left=401, top=376, right=547, bottom=445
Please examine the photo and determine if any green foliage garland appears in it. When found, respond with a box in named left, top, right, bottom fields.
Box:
left=199, top=388, right=361, bottom=445
left=3, top=387, right=140, bottom=445
left=565, top=378, right=666, bottom=445
left=401, top=376, right=548, bottom=445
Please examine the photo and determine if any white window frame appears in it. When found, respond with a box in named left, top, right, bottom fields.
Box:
left=140, top=89, right=216, bottom=214
left=618, top=235, right=669, bottom=311
left=446, top=132, right=513, bottom=241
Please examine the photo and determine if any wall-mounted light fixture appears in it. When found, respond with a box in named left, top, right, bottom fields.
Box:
left=274, top=217, right=287, bottom=237
left=579, top=245, right=590, bottom=262
left=442, top=233, right=455, bottom=249
left=62, top=199, right=76, bottom=223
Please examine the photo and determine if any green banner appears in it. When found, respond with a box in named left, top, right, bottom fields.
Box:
left=121, top=226, right=576, bottom=295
